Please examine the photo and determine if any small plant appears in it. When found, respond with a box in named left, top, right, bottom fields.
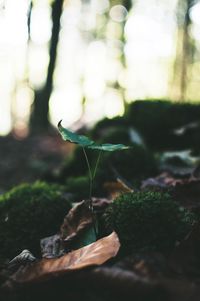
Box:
left=104, top=191, right=194, bottom=253
left=0, top=181, right=71, bottom=259
left=58, top=121, right=130, bottom=234
left=58, top=121, right=129, bottom=200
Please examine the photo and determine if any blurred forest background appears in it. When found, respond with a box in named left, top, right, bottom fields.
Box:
left=0, top=0, right=200, bottom=136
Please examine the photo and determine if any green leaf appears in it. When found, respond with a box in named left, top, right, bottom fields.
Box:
left=88, top=143, right=130, bottom=151
left=58, top=121, right=130, bottom=151
left=58, top=120, right=94, bottom=147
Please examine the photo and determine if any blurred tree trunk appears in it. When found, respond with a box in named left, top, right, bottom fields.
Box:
left=179, top=0, right=192, bottom=101
left=30, top=0, right=64, bottom=132
left=109, top=0, right=133, bottom=109
left=172, top=0, right=195, bottom=101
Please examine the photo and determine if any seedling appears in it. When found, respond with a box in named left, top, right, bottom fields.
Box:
left=58, top=121, right=130, bottom=234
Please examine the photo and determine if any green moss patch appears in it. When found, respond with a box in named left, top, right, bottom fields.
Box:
left=125, top=100, right=200, bottom=150
left=104, top=191, right=194, bottom=253
left=0, top=181, right=71, bottom=259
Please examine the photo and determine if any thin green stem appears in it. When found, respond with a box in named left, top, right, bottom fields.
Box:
left=82, top=147, right=101, bottom=238
left=82, top=148, right=102, bottom=199
left=92, top=150, right=102, bottom=180
left=89, top=178, right=93, bottom=203
left=82, top=147, right=92, bottom=182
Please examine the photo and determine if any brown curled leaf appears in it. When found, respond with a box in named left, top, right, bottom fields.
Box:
left=12, top=232, right=120, bottom=284
left=60, top=200, right=93, bottom=244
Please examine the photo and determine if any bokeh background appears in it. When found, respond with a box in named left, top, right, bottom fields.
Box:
left=0, top=0, right=200, bottom=136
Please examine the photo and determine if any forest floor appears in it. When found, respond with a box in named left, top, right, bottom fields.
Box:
left=1, top=130, right=200, bottom=301
left=0, top=131, right=70, bottom=192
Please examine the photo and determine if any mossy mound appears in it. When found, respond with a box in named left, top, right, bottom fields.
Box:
left=0, top=181, right=71, bottom=259
left=95, top=144, right=157, bottom=188
left=90, top=117, right=128, bottom=141
left=104, top=191, right=194, bottom=253
left=125, top=100, right=200, bottom=150
left=98, top=126, right=131, bottom=146
left=91, top=126, right=157, bottom=187
left=90, top=100, right=200, bottom=152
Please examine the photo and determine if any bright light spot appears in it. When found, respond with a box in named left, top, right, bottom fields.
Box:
left=84, top=41, right=107, bottom=98
left=110, top=5, right=128, bottom=22
left=49, top=87, right=82, bottom=127
left=0, top=0, right=193, bottom=135
left=89, top=39, right=105, bottom=55
left=28, top=46, right=49, bottom=88
left=107, top=39, right=123, bottom=58
left=125, top=15, right=174, bottom=59
left=125, top=64, right=169, bottom=100
left=84, top=97, right=108, bottom=123
left=84, top=78, right=106, bottom=99
left=190, top=24, right=200, bottom=41
left=106, top=21, right=123, bottom=39
left=0, top=0, right=5, bottom=13
left=104, top=89, right=124, bottom=118
left=190, top=2, right=200, bottom=26
left=105, top=59, right=122, bottom=82
left=0, top=94, right=12, bottom=135
left=118, top=69, right=128, bottom=89
left=13, top=86, right=34, bottom=122
left=0, top=0, right=28, bottom=45
left=31, top=3, right=52, bottom=44
left=0, top=0, right=30, bottom=135
left=92, top=0, right=109, bottom=15
left=65, top=0, right=81, bottom=9
left=61, top=2, right=81, bottom=28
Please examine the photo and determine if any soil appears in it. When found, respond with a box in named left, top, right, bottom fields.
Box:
left=0, top=130, right=71, bottom=192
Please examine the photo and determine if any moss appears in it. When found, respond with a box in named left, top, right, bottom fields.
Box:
left=60, top=125, right=157, bottom=195
left=65, top=176, right=90, bottom=201
left=90, top=100, right=200, bottom=152
left=91, top=126, right=157, bottom=187
left=126, top=100, right=200, bottom=131
left=0, top=181, right=71, bottom=259
left=95, top=144, right=157, bottom=189
left=90, top=117, right=128, bottom=141
left=104, top=191, right=194, bottom=253
left=111, top=145, right=156, bottom=180
left=66, top=174, right=107, bottom=200
left=98, top=126, right=131, bottom=146
left=125, top=100, right=200, bottom=150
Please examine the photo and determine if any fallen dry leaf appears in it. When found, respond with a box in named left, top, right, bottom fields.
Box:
left=141, top=172, right=183, bottom=189
left=11, top=232, right=120, bottom=283
left=141, top=173, right=200, bottom=209
left=104, top=179, right=134, bottom=199
left=92, top=197, right=112, bottom=210
left=60, top=200, right=93, bottom=248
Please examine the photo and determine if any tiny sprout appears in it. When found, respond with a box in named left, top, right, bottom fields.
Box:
left=58, top=120, right=130, bottom=235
